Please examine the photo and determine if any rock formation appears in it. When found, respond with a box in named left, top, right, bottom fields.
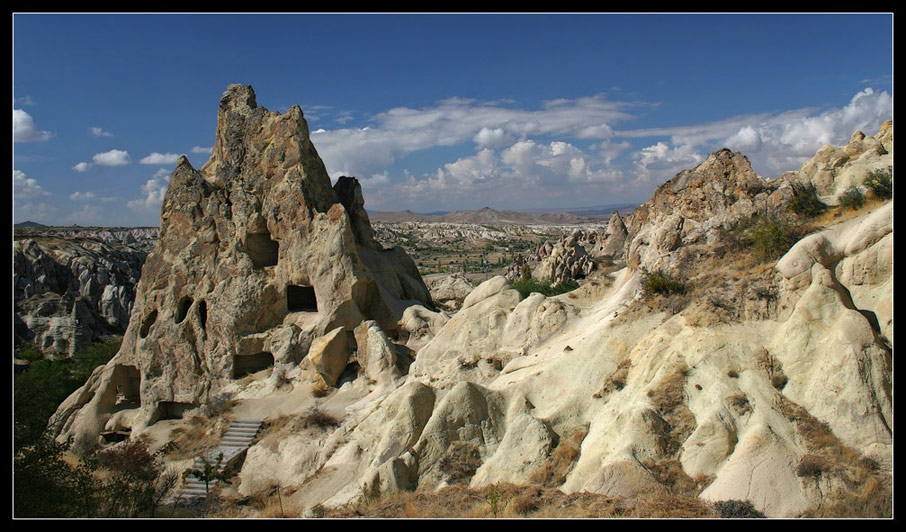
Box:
left=50, top=85, right=432, bottom=448
left=795, top=120, right=892, bottom=200
left=14, top=230, right=154, bottom=355
left=45, top=89, right=891, bottom=518
left=423, top=273, right=474, bottom=310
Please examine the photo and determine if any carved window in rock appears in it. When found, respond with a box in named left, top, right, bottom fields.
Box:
left=232, top=351, right=274, bottom=379
left=175, top=297, right=193, bottom=324
left=245, top=232, right=279, bottom=268
left=111, top=365, right=141, bottom=407
left=287, top=285, right=318, bottom=312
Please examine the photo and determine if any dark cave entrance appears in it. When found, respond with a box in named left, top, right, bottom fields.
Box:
left=246, top=232, right=279, bottom=268
left=287, top=285, right=318, bottom=313
left=232, top=351, right=275, bottom=379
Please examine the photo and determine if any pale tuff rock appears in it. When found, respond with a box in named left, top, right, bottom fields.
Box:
left=352, top=320, right=401, bottom=386
left=50, top=85, right=432, bottom=448
left=505, top=226, right=622, bottom=285
left=308, top=327, right=350, bottom=387
left=397, top=304, right=450, bottom=352
left=625, top=148, right=775, bottom=276
left=796, top=120, right=892, bottom=200
left=533, top=230, right=595, bottom=284
left=776, top=202, right=893, bottom=342
left=600, top=210, right=628, bottom=260
left=424, top=273, right=474, bottom=310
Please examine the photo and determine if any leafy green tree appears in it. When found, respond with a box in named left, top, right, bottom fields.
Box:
left=14, top=341, right=119, bottom=451
left=14, top=437, right=100, bottom=517
left=183, top=452, right=229, bottom=516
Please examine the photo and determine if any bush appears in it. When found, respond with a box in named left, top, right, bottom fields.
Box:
left=788, top=182, right=827, bottom=218
left=96, top=439, right=178, bottom=517
left=642, top=270, right=686, bottom=296
left=863, top=169, right=892, bottom=199
left=713, top=500, right=766, bottom=518
left=838, top=186, right=865, bottom=210
left=299, top=408, right=340, bottom=430
left=513, top=276, right=579, bottom=299
left=747, top=215, right=802, bottom=261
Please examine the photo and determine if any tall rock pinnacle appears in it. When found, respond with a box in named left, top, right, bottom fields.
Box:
left=51, top=85, right=432, bottom=449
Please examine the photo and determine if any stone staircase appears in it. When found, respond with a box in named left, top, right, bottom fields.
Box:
left=179, top=419, right=262, bottom=500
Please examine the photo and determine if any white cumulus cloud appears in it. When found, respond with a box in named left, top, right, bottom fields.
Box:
left=472, top=127, right=515, bottom=149
left=13, top=170, right=50, bottom=199
left=73, top=162, right=91, bottom=172
left=128, top=168, right=170, bottom=211
left=90, top=127, right=113, bottom=137
left=191, top=146, right=213, bottom=154
left=92, top=149, right=131, bottom=167
left=139, top=152, right=181, bottom=165
left=13, top=109, right=53, bottom=142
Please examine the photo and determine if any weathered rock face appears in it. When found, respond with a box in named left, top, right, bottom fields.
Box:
left=625, top=148, right=781, bottom=275
left=796, top=120, right=892, bottom=200
left=423, top=273, right=474, bottom=310
left=14, top=231, right=153, bottom=355
left=50, top=85, right=432, bottom=448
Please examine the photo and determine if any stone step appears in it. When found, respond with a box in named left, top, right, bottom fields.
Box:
left=177, top=418, right=263, bottom=502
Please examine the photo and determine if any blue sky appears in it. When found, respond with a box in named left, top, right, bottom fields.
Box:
left=13, top=13, right=893, bottom=226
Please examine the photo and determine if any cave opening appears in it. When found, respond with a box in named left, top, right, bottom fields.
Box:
left=287, top=285, right=318, bottom=312
left=176, top=297, right=193, bottom=324
left=246, top=232, right=279, bottom=268
left=232, top=351, right=275, bottom=379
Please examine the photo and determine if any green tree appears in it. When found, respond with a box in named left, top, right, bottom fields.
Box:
left=183, top=452, right=229, bottom=516
left=14, top=437, right=99, bottom=517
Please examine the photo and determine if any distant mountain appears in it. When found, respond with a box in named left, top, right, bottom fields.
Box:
left=13, top=221, right=46, bottom=228
left=368, top=205, right=630, bottom=225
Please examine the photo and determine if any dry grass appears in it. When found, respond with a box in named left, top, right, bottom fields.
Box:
left=530, top=424, right=589, bottom=488
left=804, top=196, right=888, bottom=232
left=727, top=392, right=752, bottom=416
left=163, top=415, right=226, bottom=460
left=593, top=359, right=631, bottom=399
left=646, top=370, right=696, bottom=457
left=439, top=441, right=483, bottom=484
left=315, top=482, right=719, bottom=519
left=778, top=397, right=891, bottom=517
left=641, top=459, right=714, bottom=497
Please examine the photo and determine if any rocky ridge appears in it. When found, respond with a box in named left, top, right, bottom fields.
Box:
left=14, top=229, right=156, bottom=355
left=47, top=88, right=891, bottom=518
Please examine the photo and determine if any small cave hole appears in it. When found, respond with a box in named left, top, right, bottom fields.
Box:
left=139, top=310, right=157, bottom=338
left=175, top=297, right=193, bottom=324
left=156, top=401, right=195, bottom=421
left=232, top=351, right=275, bottom=379
left=287, top=285, right=318, bottom=312
left=101, top=430, right=131, bottom=444
left=198, top=300, right=207, bottom=331
left=245, top=232, right=279, bottom=268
